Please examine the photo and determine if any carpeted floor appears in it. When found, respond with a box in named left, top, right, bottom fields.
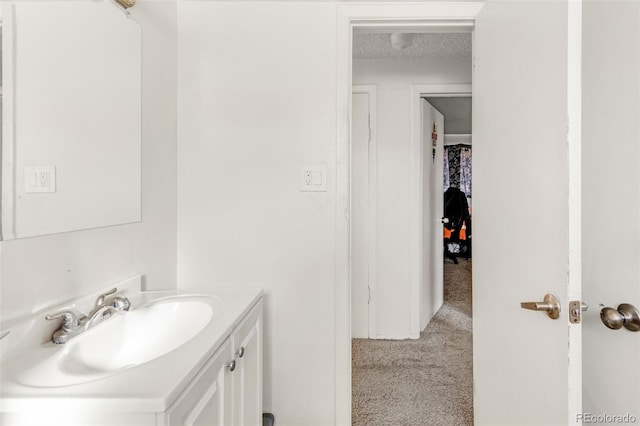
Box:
left=352, top=258, right=473, bottom=426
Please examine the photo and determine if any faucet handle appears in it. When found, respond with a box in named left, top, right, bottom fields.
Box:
left=94, top=288, right=118, bottom=307
left=111, top=295, right=131, bottom=311
left=45, top=310, right=84, bottom=331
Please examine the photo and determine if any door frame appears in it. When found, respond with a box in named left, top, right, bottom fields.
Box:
left=411, top=85, right=471, bottom=336
left=351, top=85, right=378, bottom=339
left=335, top=3, right=484, bottom=424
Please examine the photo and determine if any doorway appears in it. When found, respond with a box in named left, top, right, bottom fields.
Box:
left=337, top=3, right=608, bottom=426
left=349, top=29, right=474, bottom=424
left=424, top=95, right=472, bottom=267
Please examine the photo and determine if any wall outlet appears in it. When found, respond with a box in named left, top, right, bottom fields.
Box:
left=304, top=169, right=313, bottom=186
left=24, top=166, right=56, bottom=193
left=300, top=165, right=327, bottom=192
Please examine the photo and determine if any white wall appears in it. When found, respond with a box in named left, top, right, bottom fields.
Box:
left=582, top=1, right=640, bottom=420
left=176, top=2, right=336, bottom=424
left=353, top=58, right=471, bottom=338
left=0, top=0, right=178, bottom=320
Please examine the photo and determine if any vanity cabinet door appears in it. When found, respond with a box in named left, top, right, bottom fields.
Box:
left=162, top=339, right=234, bottom=426
left=232, top=300, right=263, bottom=426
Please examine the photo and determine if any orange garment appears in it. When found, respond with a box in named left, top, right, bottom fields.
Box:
left=443, top=220, right=467, bottom=240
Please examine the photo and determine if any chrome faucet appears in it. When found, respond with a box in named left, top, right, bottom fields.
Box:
left=88, top=288, right=131, bottom=320
left=85, top=305, right=120, bottom=329
left=45, top=309, right=87, bottom=344
left=46, top=288, right=131, bottom=344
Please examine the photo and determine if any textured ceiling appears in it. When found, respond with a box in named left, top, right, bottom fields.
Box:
left=353, top=33, right=472, bottom=60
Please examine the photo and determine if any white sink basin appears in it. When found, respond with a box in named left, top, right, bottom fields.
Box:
left=62, top=298, right=214, bottom=375
left=12, top=295, right=220, bottom=387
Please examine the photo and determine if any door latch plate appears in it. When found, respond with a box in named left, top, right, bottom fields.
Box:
left=569, top=300, right=581, bottom=324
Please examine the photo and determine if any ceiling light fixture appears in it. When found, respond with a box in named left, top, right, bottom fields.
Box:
left=114, top=0, right=136, bottom=9
left=390, top=33, right=415, bottom=50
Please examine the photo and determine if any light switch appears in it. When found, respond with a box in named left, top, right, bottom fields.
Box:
left=24, top=166, right=56, bottom=193
left=300, top=165, right=327, bottom=192
left=312, top=170, right=322, bottom=185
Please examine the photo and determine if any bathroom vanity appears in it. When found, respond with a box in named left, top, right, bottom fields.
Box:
left=0, top=277, right=263, bottom=426
left=161, top=294, right=262, bottom=426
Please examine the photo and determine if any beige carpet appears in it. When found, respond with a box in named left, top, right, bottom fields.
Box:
left=352, top=259, right=473, bottom=426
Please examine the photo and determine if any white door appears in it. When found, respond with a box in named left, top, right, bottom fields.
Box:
left=351, top=91, right=371, bottom=338
left=431, top=105, right=445, bottom=324
left=420, top=99, right=444, bottom=329
left=582, top=1, right=640, bottom=422
left=473, top=2, right=582, bottom=425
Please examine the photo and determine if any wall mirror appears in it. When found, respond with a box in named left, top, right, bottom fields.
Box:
left=0, top=0, right=141, bottom=240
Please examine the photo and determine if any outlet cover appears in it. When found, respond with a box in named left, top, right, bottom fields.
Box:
left=300, top=165, right=327, bottom=192
left=24, top=166, right=56, bottom=193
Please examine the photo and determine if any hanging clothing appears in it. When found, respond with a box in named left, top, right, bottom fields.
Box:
left=444, top=186, right=470, bottom=237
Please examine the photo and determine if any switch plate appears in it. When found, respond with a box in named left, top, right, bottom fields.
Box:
left=24, top=166, right=56, bottom=193
left=300, top=165, right=327, bottom=192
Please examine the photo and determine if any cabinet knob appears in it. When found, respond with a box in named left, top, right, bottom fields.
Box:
left=236, top=347, right=245, bottom=358
left=225, top=360, right=236, bottom=372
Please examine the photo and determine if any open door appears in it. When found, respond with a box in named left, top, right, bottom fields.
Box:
left=473, top=2, right=581, bottom=424
left=420, top=99, right=444, bottom=329
left=582, top=1, right=640, bottom=422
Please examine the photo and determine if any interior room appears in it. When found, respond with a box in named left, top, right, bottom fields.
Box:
left=0, top=1, right=639, bottom=426
left=349, top=31, right=473, bottom=424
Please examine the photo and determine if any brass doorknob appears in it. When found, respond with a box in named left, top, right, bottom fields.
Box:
left=600, top=304, right=640, bottom=332
left=521, top=293, right=561, bottom=319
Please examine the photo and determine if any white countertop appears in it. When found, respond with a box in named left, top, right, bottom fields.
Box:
left=0, top=284, right=262, bottom=414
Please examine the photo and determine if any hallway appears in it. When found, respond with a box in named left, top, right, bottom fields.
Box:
left=352, top=259, right=473, bottom=425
